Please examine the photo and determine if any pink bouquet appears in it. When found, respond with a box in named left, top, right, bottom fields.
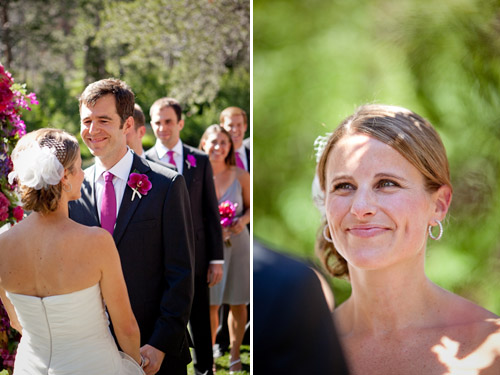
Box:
left=219, top=200, right=238, bottom=246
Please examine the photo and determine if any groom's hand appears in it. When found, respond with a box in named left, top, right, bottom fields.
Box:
left=207, top=263, right=223, bottom=287
left=140, top=344, right=165, bottom=375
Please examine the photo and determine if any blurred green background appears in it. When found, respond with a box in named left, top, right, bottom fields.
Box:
left=254, top=0, right=500, bottom=313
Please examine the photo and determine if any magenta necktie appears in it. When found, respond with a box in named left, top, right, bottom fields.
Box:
left=167, top=150, right=177, bottom=167
left=101, top=171, right=116, bottom=235
left=235, top=152, right=245, bottom=170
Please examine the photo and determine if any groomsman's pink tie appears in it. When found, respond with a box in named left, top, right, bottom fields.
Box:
left=167, top=150, right=177, bottom=167
left=235, top=151, right=245, bottom=170
left=101, top=171, right=116, bottom=235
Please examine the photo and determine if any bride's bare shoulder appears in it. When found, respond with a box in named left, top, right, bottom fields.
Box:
left=67, top=221, right=113, bottom=248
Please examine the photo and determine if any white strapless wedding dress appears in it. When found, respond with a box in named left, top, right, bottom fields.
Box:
left=6, top=283, right=144, bottom=374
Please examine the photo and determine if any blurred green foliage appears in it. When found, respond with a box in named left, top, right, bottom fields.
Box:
left=254, top=0, right=500, bottom=313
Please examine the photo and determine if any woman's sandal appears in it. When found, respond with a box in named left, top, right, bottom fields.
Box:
left=229, top=358, right=242, bottom=374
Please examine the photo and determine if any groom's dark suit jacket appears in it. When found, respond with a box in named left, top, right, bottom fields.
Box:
left=69, top=153, right=195, bottom=374
left=146, top=144, right=223, bottom=374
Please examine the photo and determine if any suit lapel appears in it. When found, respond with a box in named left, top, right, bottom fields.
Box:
left=145, top=147, right=160, bottom=163
left=245, top=146, right=250, bottom=172
left=113, top=154, right=151, bottom=244
left=182, top=145, right=195, bottom=189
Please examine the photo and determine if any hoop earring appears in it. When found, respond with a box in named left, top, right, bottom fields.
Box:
left=63, top=182, right=72, bottom=192
left=428, top=220, right=443, bottom=241
left=323, top=224, right=333, bottom=243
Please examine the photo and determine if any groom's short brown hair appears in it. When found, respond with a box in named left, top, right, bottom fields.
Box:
left=79, top=78, right=135, bottom=128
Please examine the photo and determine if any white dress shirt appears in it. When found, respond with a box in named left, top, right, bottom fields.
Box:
left=154, top=139, right=184, bottom=174
left=94, top=149, right=134, bottom=222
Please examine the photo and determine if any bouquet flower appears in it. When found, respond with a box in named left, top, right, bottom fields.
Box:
left=218, top=200, right=238, bottom=246
left=0, top=63, right=38, bottom=373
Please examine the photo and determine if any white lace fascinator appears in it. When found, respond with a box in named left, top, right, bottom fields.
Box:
left=312, top=133, right=332, bottom=216
left=8, top=141, right=65, bottom=190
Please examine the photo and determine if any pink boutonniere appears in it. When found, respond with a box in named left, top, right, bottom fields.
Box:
left=127, top=172, right=152, bottom=201
left=185, top=154, right=197, bottom=169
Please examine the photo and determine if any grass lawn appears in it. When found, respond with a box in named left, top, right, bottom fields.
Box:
left=187, top=345, right=250, bottom=374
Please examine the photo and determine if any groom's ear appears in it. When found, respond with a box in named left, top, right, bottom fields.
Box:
left=122, top=116, right=134, bottom=135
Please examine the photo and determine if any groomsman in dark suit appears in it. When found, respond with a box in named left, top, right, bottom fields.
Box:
left=145, top=97, right=224, bottom=375
left=69, top=79, right=195, bottom=375
left=220, top=106, right=250, bottom=172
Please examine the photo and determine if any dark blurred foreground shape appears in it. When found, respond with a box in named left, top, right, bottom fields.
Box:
left=253, top=240, right=350, bottom=375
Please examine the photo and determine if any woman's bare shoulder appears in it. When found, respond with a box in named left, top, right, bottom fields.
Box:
left=234, top=166, right=250, bottom=184
left=65, top=220, right=114, bottom=252
left=433, top=317, right=500, bottom=375
left=440, top=295, right=500, bottom=352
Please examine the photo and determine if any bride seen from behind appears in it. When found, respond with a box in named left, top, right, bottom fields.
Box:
left=314, top=104, right=500, bottom=375
left=0, top=128, right=145, bottom=374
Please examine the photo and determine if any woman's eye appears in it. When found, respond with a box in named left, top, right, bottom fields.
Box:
left=377, top=179, right=399, bottom=188
left=333, top=182, right=355, bottom=191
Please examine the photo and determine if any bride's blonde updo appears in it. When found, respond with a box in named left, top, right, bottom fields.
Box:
left=11, top=128, right=80, bottom=214
left=315, top=104, right=452, bottom=278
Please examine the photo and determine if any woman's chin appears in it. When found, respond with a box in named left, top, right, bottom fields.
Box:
left=341, top=246, right=399, bottom=271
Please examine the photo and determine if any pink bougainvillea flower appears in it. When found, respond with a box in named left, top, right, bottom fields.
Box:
left=12, top=206, right=24, bottom=222
left=0, top=192, right=10, bottom=222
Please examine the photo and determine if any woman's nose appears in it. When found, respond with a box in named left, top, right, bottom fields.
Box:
left=350, top=187, right=377, bottom=219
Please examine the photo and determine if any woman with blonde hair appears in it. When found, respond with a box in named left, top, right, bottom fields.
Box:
left=0, top=128, right=145, bottom=374
left=314, top=104, right=500, bottom=375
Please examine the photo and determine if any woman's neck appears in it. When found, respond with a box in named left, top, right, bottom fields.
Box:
left=37, top=197, right=70, bottom=222
left=337, top=257, right=446, bottom=336
left=211, top=161, right=229, bottom=175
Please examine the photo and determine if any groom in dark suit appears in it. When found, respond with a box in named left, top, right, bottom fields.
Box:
left=68, top=79, right=195, bottom=375
left=145, top=97, right=224, bottom=375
